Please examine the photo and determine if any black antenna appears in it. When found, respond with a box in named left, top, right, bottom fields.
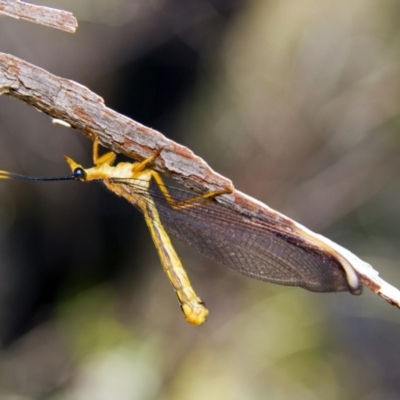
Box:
left=0, top=172, right=76, bottom=182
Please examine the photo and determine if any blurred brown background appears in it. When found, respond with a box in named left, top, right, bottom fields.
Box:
left=0, top=0, right=400, bottom=399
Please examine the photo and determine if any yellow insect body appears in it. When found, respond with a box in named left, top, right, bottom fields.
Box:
left=1, top=138, right=371, bottom=324
left=64, top=140, right=219, bottom=325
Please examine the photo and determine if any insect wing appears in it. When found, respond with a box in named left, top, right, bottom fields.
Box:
left=115, top=178, right=351, bottom=293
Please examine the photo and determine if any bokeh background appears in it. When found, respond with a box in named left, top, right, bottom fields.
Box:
left=0, top=0, right=400, bottom=399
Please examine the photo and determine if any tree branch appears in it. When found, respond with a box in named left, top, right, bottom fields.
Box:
left=0, top=0, right=77, bottom=32
left=0, top=52, right=399, bottom=309
left=0, top=52, right=233, bottom=193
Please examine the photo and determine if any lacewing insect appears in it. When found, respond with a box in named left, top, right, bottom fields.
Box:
left=0, top=138, right=396, bottom=324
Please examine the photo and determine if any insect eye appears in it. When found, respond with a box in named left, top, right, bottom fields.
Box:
left=73, top=168, right=86, bottom=180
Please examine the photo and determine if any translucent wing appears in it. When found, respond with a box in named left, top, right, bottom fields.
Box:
left=113, top=178, right=351, bottom=293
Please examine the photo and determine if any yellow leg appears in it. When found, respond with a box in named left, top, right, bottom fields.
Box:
left=149, top=169, right=233, bottom=210
left=93, top=137, right=116, bottom=166
left=127, top=147, right=233, bottom=210
left=142, top=198, right=209, bottom=325
left=128, top=149, right=232, bottom=208
left=125, top=151, right=231, bottom=324
left=132, top=149, right=162, bottom=174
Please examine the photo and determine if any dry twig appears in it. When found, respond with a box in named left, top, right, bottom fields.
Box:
left=0, top=0, right=77, bottom=32
left=0, top=52, right=399, bottom=310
